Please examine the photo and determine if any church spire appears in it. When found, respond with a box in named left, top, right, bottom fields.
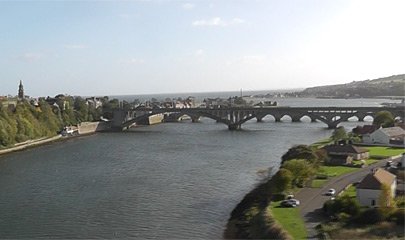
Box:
left=18, top=80, right=24, bottom=99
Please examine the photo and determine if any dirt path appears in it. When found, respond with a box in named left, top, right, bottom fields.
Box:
left=295, top=159, right=392, bottom=239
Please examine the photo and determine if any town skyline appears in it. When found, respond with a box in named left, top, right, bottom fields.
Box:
left=1, top=0, right=404, bottom=97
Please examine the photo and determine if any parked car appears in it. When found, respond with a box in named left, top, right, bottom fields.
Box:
left=326, top=188, right=336, bottom=196
left=280, top=199, right=300, bottom=207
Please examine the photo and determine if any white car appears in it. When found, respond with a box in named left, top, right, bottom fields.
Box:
left=326, top=188, right=336, bottom=196
left=280, top=199, right=300, bottom=207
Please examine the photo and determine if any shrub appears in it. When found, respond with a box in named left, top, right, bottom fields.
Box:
left=388, top=208, right=405, bottom=225
left=323, top=195, right=360, bottom=218
left=355, top=208, right=384, bottom=224
left=316, top=174, right=328, bottom=179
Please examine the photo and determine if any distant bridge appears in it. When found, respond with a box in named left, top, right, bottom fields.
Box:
left=111, top=106, right=404, bottom=130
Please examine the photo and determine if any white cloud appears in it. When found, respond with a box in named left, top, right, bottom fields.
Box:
left=18, top=52, right=43, bottom=62
left=194, top=49, right=205, bottom=57
left=231, top=18, right=245, bottom=24
left=182, top=3, right=194, bottom=10
left=125, top=58, right=145, bottom=65
left=118, top=13, right=132, bottom=20
left=227, top=55, right=267, bottom=65
left=192, top=17, right=245, bottom=27
left=63, top=44, right=87, bottom=49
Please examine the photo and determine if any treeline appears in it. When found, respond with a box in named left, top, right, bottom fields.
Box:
left=0, top=96, right=119, bottom=148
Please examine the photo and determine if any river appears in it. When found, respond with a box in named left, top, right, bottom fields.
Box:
left=0, top=98, right=393, bottom=239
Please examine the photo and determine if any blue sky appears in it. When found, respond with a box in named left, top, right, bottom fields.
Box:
left=1, top=0, right=404, bottom=97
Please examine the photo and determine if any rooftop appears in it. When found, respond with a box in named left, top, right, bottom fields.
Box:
left=357, top=168, right=396, bottom=190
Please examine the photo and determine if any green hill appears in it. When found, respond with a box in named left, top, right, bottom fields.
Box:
left=300, top=74, right=405, bottom=98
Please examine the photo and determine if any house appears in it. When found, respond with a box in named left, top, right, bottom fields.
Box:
left=363, top=127, right=405, bottom=145
left=352, top=125, right=379, bottom=142
left=356, top=168, right=396, bottom=207
left=323, top=144, right=369, bottom=165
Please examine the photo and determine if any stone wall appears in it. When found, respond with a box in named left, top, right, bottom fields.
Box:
left=78, top=121, right=110, bottom=135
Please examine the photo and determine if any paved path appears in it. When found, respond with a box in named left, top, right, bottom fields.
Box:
left=295, top=159, right=396, bottom=239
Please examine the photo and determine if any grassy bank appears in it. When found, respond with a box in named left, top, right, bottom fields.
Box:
left=269, top=201, right=307, bottom=239
left=223, top=180, right=292, bottom=239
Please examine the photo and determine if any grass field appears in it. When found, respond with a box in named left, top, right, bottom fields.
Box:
left=366, top=146, right=405, bottom=157
left=269, top=201, right=307, bottom=239
left=319, top=165, right=359, bottom=177
left=311, top=179, right=328, bottom=188
left=341, top=185, right=356, bottom=198
left=311, top=138, right=333, bottom=148
left=352, top=158, right=379, bottom=166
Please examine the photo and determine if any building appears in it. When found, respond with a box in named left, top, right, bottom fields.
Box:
left=352, top=124, right=379, bottom=136
left=323, top=144, right=369, bottom=165
left=18, top=80, right=24, bottom=99
left=363, top=127, right=405, bottom=145
left=356, top=168, right=396, bottom=207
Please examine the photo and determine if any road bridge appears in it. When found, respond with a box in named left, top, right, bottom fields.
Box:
left=111, top=106, right=404, bottom=130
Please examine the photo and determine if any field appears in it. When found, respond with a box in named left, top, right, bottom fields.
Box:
left=366, top=146, right=405, bottom=157
left=269, top=201, right=307, bottom=239
left=319, top=166, right=359, bottom=177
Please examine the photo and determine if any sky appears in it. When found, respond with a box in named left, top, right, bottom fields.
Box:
left=1, top=0, right=404, bottom=97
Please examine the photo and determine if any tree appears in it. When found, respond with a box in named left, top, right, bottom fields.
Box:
left=331, top=126, right=347, bottom=143
left=281, top=145, right=318, bottom=165
left=378, top=183, right=396, bottom=219
left=373, top=111, right=394, bottom=128
left=270, top=169, right=293, bottom=194
left=281, top=159, right=315, bottom=187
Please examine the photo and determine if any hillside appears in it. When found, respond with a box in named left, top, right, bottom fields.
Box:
left=300, top=74, right=405, bottom=98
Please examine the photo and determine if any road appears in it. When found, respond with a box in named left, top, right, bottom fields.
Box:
left=295, top=158, right=398, bottom=239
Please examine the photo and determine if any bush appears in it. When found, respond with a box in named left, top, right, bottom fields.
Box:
left=355, top=208, right=384, bottom=224
left=272, top=193, right=287, bottom=201
left=323, top=196, right=360, bottom=218
left=389, top=208, right=405, bottom=225
left=316, top=174, right=328, bottom=179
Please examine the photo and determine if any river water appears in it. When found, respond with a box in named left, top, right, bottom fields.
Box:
left=0, top=98, right=392, bottom=239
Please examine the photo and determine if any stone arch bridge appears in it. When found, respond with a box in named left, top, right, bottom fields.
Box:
left=112, top=106, right=404, bottom=130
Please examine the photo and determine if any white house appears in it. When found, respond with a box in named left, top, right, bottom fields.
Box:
left=356, top=168, right=396, bottom=207
left=363, top=127, right=405, bottom=145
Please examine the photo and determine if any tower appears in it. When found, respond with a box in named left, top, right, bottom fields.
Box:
left=18, top=80, right=24, bottom=99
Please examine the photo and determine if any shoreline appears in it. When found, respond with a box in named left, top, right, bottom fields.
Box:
left=0, top=135, right=63, bottom=156
left=0, top=132, right=102, bottom=156
left=0, top=121, right=111, bottom=157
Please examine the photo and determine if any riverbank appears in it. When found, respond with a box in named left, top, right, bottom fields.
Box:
left=224, top=141, right=405, bottom=239
left=223, top=178, right=292, bottom=239
left=0, top=121, right=110, bottom=156
left=0, top=135, right=63, bottom=155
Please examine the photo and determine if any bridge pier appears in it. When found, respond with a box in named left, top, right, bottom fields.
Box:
left=228, top=124, right=241, bottom=130
left=274, top=115, right=282, bottom=122
left=291, top=116, right=301, bottom=122
left=327, top=122, right=338, bottom=129
left=256, top=113, right=266, bottom=122
left=191, top=116, right=200, bottom=123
